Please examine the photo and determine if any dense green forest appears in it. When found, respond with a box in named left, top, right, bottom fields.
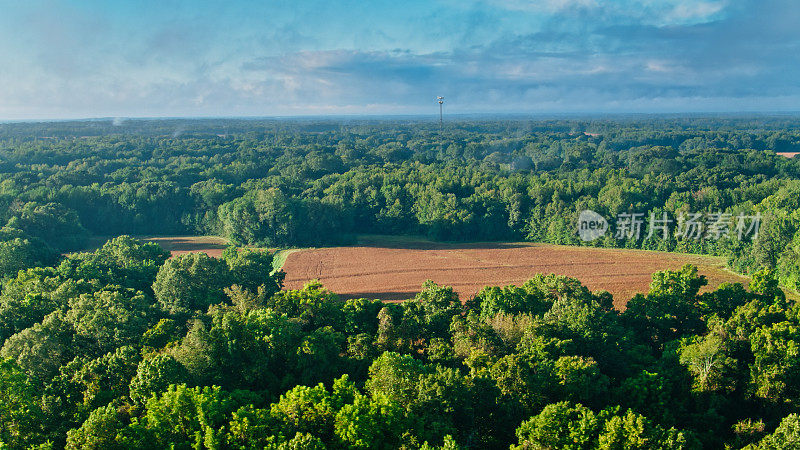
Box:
left=2, top=117, right=800, bottom=285
left=1, top=117, right=800, bottom=448
left=0, top=238, right=798, bottom=448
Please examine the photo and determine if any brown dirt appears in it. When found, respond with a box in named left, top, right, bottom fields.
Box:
left=141, top=236, right=230, bottom=258
left=79, top=235, right=231, bottom=258
left=281, top=238, right=749, bottom=309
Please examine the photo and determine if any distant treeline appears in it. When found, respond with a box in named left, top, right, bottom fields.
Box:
left=1, top=117, right=800, bottom=288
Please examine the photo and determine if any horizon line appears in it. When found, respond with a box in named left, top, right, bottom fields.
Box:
left=3, top=110, right=800, bottom=124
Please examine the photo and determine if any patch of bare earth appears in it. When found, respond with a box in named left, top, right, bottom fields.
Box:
left=141, top=236, right=230, bottom=258
left=281, top=239, right=748, bottom=309
left=79, top=235, right=231, bottom=258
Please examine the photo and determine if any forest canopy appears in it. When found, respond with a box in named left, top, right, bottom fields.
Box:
left=0, top=236, right=796, bottom=449
left=2, top=117, right=800, bottom=284
left=1, top=117, right=800, bottom=448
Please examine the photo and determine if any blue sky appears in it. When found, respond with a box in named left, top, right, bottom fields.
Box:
left=0, top=0, right=798, bottom=119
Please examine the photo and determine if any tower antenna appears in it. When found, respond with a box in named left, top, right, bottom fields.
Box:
left=437, top=96, right=444, bottom=130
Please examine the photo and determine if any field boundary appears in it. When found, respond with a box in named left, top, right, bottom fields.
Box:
left=281, top=235, right=756, bottom=308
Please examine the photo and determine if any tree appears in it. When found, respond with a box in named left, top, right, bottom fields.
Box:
left=401, top=281, right=462, bottom=342
left=267, top=281, right=343, bottom=331
left=749, top=268, right=785, bottom=305
left=408, top=366, right=484, bottom=446
left=0, top=267, right=82, bottom=343
left=0, top=358, right=45, bottom=448
left=69, top=346, right=141, bottom=412
left=678, top=332, right=734, bottom=392
left=64, top=404, right=126, bottom=450
left=170, top=308, right=300, bottom=390
left=340, top=297, right=384, bottom=336
left=471, top=284, right=550, bottom=320
left=334, top=391, right=406, bottom=449
left=58, top=236, right=170, bottom=293
left=1, top=310, right=76, bottom=380
left=554, top=356, right=610, bottom=407
left=749, top=320, right=800, bottom=405
left=624, top=265, right=707, bottom=348
left=128, top=354, right=190, bottom=405
left=294, top=326, right=346, bottom=386
left=696, top=282, right=751, bottom=320
left=218, top=189, right=301, bottom=246
left=152, top=252, right=231, bottom=315
left=65, top=287, right=153, bottom=354
left=222, top=246, right=283, bottom=296
left=0, top=227, right=59, bottom=278
left=751, top=414, right=800, bottom=449
left=511, top=402, right=697, bottom=450
left=270, top=383, right=336, bottom=442
left=6, top=202, right=88, bottom=251
left=488, top=354, right=558, bottom=419
left=598, top=409, right=698, bottom=449
left=123, top=384, right=237, bottom=449
left=511, top=401, right=602, bottom=450
left=365, top=352, right=428, bottom=408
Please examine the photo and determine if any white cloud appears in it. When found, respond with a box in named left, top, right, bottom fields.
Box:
left=667, top=1, right=727, bottom=21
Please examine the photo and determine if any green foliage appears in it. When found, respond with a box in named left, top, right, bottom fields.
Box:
left=152, top=252, right=231, bottom=315
left=0, top=358, right=45, bottom=448
left=0, top=268, right=83, bottom=343
left=64, top=404, right=126, bottom=450
left=749, top=414, right=800, bottom=449
left=65, top=287, right=153, bottom=354
left=1, top=311, right=76, bottom=381
left=270, top=383, right=336, bottom=441
left=470, top=283, right=552, bottom=320
left=266, top=281, right=343, bottom=331
left=222, top=246, right=283, bottom=295
left=6, top=202, right=88, bottom=252
left=218, top=189, right=343, bottom=247
left=624, top=265, right=708, bottom=349
left=3, top=118, right=800, bottom=448
left=0, top=227, right=59, bottom=279
left=401, top=281, right=462, bottom=341
left=749, top=319, right=800, bottom=405
left=365, top=352, right=428, bottom=407
left=170, top=307, right=301, bottom=390
left=511, top=401, right=604, bottom=449
left=333, top=391, right=405, bottom=449
left=125, top=384, right=236, bottom=449
left=128, top=354, right=189, bottom=405
left=58, top=236, right=170, bottom=293
left=749, top=268, right=786, bottom=305
left=69, top=346, right=141, bottom=412
left=678, top=333, right=734, bottom=392
left=511, top=402, right=698, bottom=450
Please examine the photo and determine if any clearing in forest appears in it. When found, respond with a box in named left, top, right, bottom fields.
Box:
left=80, top=235, right=231, bottom=258
left=141, top=235, right=230, bottom=258
left=281, top=235, right=750, bottom=309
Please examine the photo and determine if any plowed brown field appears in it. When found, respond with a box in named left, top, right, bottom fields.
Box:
left=142, top=236, right=230, bottom=258
left=282, top=236, right=749, bottom=309
left=79, top=235, right=230, bottom=258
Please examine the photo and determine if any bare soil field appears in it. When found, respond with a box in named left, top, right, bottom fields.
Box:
left=141, top=235, right=230, bottom=258
left=80, top=235, right=230, bottom=258
left=281, top=236, right=749, bottom=309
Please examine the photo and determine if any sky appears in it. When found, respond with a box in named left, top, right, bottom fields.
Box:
left=0, top=0, right=799, bottom=119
